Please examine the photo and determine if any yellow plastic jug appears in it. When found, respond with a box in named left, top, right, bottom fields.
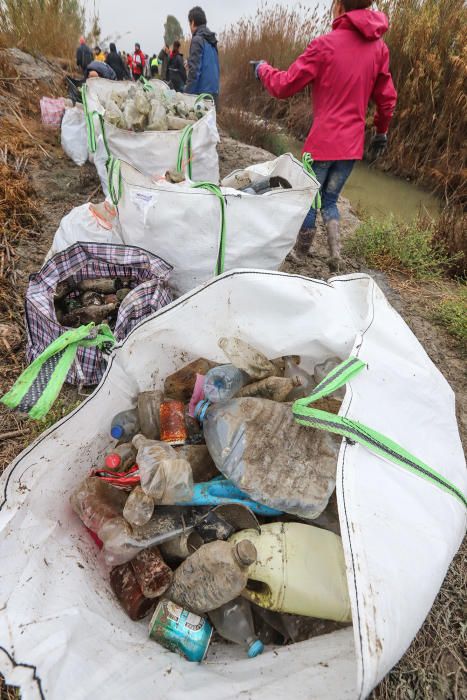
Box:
left=230, top=522, right=351, bottom=623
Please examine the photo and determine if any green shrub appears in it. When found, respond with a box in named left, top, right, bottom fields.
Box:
left=434, top=286, right=467, bottom=348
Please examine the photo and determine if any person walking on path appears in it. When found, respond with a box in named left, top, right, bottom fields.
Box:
left=76, top=37, right=93, bottom=75
left=168, top=41, right=187, bottom=92
left=158, top=45, right=170, bottom=81
left=150, top=54, right=159, bottom=77
left=185, top=6, right=220, bottom=104
left=254, top=0, right=397, bottom=271
left=132, top=43, right=146, bottom=81
left=106, top=42, right=127, bottom=80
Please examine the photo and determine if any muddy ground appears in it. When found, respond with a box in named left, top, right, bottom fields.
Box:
left=0, top=128, right=465, bottom=699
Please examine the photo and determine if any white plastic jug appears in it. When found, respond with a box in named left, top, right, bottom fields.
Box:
left=230, top=522, right=352, bottom=623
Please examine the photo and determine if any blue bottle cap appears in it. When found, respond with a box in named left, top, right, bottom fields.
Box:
left=194, top=399, right=211, bottom=423
left=111, top=424, right=123, bottom=440
left=247, top=639, right=264, bottom=658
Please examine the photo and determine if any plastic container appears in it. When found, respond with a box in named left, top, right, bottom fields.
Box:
left=137, top=390, right=163, bottom=440
left=218, top=337, right=277, bottom=379
left=203, top=365, right=250, bottom=403
left=230, top=522, right=351, bottom=623
left=159, top=531, right=204, bottom=563
left=237, top=375, right=299, bottom=401
left=284, top=356, right=316, bottom=401
left=132, top=434, right=193, bottom=504
left=149, top=600, right=212, bottom=662
left=209, top=597, right=264, bottom=658
left=123, top=485, right=155, bottom=527
left=110, top=408, right=140, bottom=441
left=167, top=539, right=257, bottom=614
left=104, top=442, right=136, bottom=471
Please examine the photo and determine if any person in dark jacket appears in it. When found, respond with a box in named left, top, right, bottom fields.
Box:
left=185, top=6, right=220, bottom=102
left=158, top=45, right=170, bottom=81
left=84, top=61, right=117, bottom=81
left=105, top=42, right=127, bottom=80
left=168, top=41, right=187, bottom=92
left=76, top=37, right=93, bottom=75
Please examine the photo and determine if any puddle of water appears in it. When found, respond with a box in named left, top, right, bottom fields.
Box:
left=277, top=134, right=440, bottom=222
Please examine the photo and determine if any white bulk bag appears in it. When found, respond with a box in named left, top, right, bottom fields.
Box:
left=61, top=104, right=88, bottom=166
left=45, top=202, right=123, bottom=261
left=83, top=78, right=220, bottom=184
left=115, top=154, right=320, bottom=296
left=0, top=271, right=465, bottom=700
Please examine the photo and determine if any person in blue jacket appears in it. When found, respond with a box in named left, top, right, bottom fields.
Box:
left=185, top=6, right=220, bottom=104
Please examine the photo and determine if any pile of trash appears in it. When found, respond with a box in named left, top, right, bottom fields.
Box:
left=54, top=276, right=135, bottom=329
left=103, top=84, right=211, bottom=132
left=70, top=337, right=351, bottom=662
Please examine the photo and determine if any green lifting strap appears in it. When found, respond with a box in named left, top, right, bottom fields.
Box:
left=292, top=356, right=467, bottom=509
left=191, top=182, right=227, bottom=276
left=107, top=155, right=122, bottom=206
left=139, top=75, right=155, bottom=92
left=302, top=152, right=322, bottom=210
left=1, top=324, right=115, bottom=420
left=194, top=93, right=215, bottom=106
left=176, top=124, right=194, bottom=179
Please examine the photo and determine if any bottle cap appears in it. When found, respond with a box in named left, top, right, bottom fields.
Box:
left=234, top=540, right=257, bottom=567
left=194, top=399, right=211, bottom=423
left=247, top=639, right=264, bottom=658
left=111, top=424, right=124, bottom=440
left=105, top=453, right=122, bottom=470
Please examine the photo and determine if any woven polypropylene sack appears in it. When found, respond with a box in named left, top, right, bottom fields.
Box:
left=40, top=96, right=67, bottom=127
left=61, top=105, right=88, bottom=166
left=25, top=242, right=172, bottom=385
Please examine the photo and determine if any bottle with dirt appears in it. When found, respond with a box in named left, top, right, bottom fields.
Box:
left=218, top=336, right=278, bottom=379
left=237, top=375, right=300, bottom=402
left=137, top=390, right=163, bottom=440
left=111, top=408, right=140, bottom=441
left=104, top=442, right=136, bottom=471
left=209, top=597, right=264, bottom=657
left=283, top=356, right=316, bottom=400
left=167, top=539, right=257, bottom=614
left=132, top=434, right=193, bottom=503
left=123, top=485, right=155, bottom=527
left=203, top=365, right=250, bottom=402
left=159, top=531, right=203, bottom=564
left=230, top=522, right=351, bottom=623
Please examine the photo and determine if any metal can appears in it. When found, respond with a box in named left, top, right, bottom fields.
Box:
left=148, top=599, right=212, bottom=662
left=159, top=400, right=187, bottom=446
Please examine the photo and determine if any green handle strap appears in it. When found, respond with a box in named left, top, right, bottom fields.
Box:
left=292, top=356, right=466, bottom=508
left=107, top=155, right=122, bottom=206
left=302, top=152, right=321, bottom=210
left=1, top=324, right=115, bottom=419
left=139, top=75, right=155, bottom=92
left=176, top=124, right=194, bottom=179
left=194, top=93, right=215, bottom=106
left=191, top=182, right=227, bottom=276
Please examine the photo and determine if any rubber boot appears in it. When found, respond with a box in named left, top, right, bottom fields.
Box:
left=326, top=220, right=342, bottom=273
left=288, top=228, right=316, bottom=263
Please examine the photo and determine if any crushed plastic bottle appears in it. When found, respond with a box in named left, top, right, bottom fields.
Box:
left=209, top=597, right=264, bottom=657
left=283, top=356, right=317, bottom=400
left=123, top=485, right=155, bottom=527
left=70, top=477, right=127, bottom=535
left=203, top=365, right=250, bottom=403
left=111, top=408, right=140, bottom=441
left=218, top=337, right=277, bottom=379
left=149, top=600, right=212, bottom=662
left=104, top=442, right=136, bottom=471
left=132, top=434, right=193, bottom=503
left=237, top=375, right=300, bottom=401
left=137, top=390, right=163, bottom=440
left=167, top=539, right=257, bottom=614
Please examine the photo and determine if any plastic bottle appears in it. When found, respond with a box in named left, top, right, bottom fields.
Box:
left=203, top=364, right=250, bottom=402
left=209, top=598, right=264, bottom=657
left=149, top=600, right=213, bottom=662
left=159, top=531, right=204, bottom=564
left=230, top=522, right=351, bottom=623
left=218, top=337, right=277, bottom=379
left=104, top=442, right=136, bottom=471
left=137, top=390, right=163, bottom=440
left=236, top=375, right=300, bottom=402
left=123, top=485, right=155, bottom=527
left=283, top=356, right=316, bottom=400
left=132, top=434, right=193, bottom=503
left=167, top=539, right=257, bottom=614
left=110, top=408, right=140, bottom=441
left=70, top=477, right=127, bottom=535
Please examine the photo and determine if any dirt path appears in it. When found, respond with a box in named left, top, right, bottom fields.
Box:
left=1, top=134, right=465, bottom=700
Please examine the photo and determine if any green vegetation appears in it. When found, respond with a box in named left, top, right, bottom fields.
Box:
left=433, top=286, right=467, bottom=348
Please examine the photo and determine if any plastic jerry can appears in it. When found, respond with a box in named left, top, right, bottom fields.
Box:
left=230, top=522, right=351, bottom=623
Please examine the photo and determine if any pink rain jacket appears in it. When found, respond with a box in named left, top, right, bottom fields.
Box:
left=258, top=10, right=397, bottom=160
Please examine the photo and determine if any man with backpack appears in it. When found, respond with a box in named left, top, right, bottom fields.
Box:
left=185, top=6, right=220, bottom=104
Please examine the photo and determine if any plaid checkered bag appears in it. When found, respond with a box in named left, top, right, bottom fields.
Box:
left=25, top=242, right=173, bottom=386
left=40, top=97, right=67, bottom=127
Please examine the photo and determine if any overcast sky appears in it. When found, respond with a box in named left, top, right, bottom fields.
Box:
left=84, top=1, right=321, bottom=53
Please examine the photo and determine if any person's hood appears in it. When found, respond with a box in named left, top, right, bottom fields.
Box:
left=333, top=9, right=389, bottom=40
left=194, top=24, right=218, bottom=47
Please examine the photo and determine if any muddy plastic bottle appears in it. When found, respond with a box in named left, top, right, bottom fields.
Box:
left=218, top=336, right=277, bottom=380
left=283, top=357, right=316, bottom=400
left=137, top=390, right=163, bottom=440
left=209, top=598, right=264, bottom=657
left=230, top=522, right=351, bottom=623
left=203, top=365, right=250, bottom=402
left=111, top=408, right=140, bottom=441
left=70, top=477, right=127, bottom=535
left=123, top=485, right=155, bottom=527
left=237, top=376, right=300, bottom=402
left=132, top=434, right=193, bottom=504
left=167, top=539, right=257, bottom=614
left=104, top=442, right=136, bottom=471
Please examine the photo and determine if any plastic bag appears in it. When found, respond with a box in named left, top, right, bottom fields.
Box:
left=61, top=105, right=88, bottom=166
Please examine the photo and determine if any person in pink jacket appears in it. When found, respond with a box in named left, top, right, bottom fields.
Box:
left=254, top=0, right=397, bottom=270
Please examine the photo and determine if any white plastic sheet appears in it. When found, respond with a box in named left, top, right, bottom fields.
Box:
left=116, top=154, right=320, bottom=296
left=0, top=271, right=465, bottom=700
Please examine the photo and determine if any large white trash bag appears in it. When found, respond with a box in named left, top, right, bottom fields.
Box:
left=83, top=77, right=220, bottom=184
left=0, top=272, right=465, bottom=700
left=115, top=154, right=320, bottom=296
left=61, top=104, right=88, bottom=166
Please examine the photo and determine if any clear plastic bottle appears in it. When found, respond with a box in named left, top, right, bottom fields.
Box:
left=204, top=364, right=250, bottom=402
left=123, top=485, right=155, bottom=527
left=132, top=434, right=193, bottom=504
left=110, top=408, right=140, bottom=441
left=283, top=356, right=317, bottom=400
left=167, top=539, right=257, bottom=614
left=137, top=390, right=163, bottom=440
left=218, top=337, right=277, bottom=379
left=104, top=442, right=136, bottom=471
left=209, top=598, right=264, bottom=657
